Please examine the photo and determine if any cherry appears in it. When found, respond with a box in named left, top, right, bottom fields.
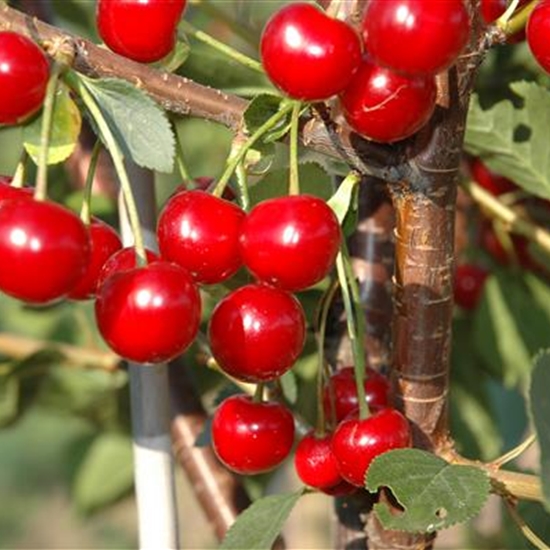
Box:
left=157, top=190, right=245, bottom=284
left=323, top=367, right=390, bottom=424
left=527, top=0, right=550, bottom=74
left=171, top=177, right=236, bottom=202
left=454, top=264, right=489, bottom=311
left=339, top=57, right=436, bottom=143
left=0, top=32, right=49, bottom=125
left=480, top=223, right=532, bottom=268
left=362, top=0, right=470, bottom=76
left=96, top=246, right=159, bottom=289
left=97, top=0, right=186, bottom=63
left=470, top=159, right=517, bottom=196
left=212, top=394, right=295, bottom=475
left=95, top=261, right=201, bottom=364
left=0, top=199, right=90, bottom=304
left=239, top=195, right=341, bottom=291
left=260, top=2, right=362, bottom=101
left=294, top=431, right=346, bottom=493
left=208, top=283, right=306, bottom=382
left=69, top=218, right=123, bottom=300
left=0, top=178, right=33, bottom=202
left=332, top=408, right=411, bottom=487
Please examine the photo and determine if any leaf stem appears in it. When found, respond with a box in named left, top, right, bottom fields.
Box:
left=173, top=125, right=191, bottom=181
left=289, top=101, right=301, bottom=196
left=67, top=71, right=147, bottom=266
left=235, top=161, right=250, bottom=211
left=79, top=139, right=102, bottom=225
left=34, top=61, right=63, bottom=201
left=504, top=498, right=550, bottom=550
left=253, top=382, right=265, bottom=403
left=212, top=102, right=293, bottom=198
left=492, top=434, right=536, bottom=469
left=178, top=20, right=264, bottom=74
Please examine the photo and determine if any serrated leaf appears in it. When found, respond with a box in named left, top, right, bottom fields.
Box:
left=220, top=490, right=303, bottom=550
left=529, top=350, right=550, bottom=512
left=23, top=83, right=81, bottom=165
left=465, top=82, right=550, bottom=199
left=80, top=75, right=174, bottom=173
left=366, top=449, right=490, bottom=533
left=73, top=433, right=133, bottom=512
left=243, top=94, right=291, bottom=142
left=0, top=374, right=19, bottom=427
left=473, top=270, right=550, bottom=387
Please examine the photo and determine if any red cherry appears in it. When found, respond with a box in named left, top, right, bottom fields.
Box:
left=212, top=394, right=295, bottom=475
left=208, top=283, right=306, bottom=383
left=527, top=0, right=550, bottom=74
left=332, top=408, right=411, bottom=487
left=0, top=199, right=90, bottom=304
left=157, top=190, right=245, bottom=284
left=0, top=178, right=33, bottom=202
left=69, top=219, right=123, bottom=300
left=480, top=223, right=532, bottom=268
left=97, top=0, right=186, bottom=63
left=95, top=261, right=201, bottom=364
left=323, top=367, right=390, bottom=424
left=470, top=159, right=517, bottom=196
left=294, top=431, right=345, bottom=492
left=97, top=246, right=159, bottom=289
left=0, top=32, right=49, bottom=124
left=339, top=57, right=436, bottom=143
left=363, top=0, right=470, bottom=76
left=240, top=195, right=341, bottom=291
left=454, top=264, right=489, bottom=311
left=171, top=177, right=236, bottom=202
left=260, top=2, right=362, bottom=101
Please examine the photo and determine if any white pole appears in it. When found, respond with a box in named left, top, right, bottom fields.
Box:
left=119, top=163, right=180, bottom=550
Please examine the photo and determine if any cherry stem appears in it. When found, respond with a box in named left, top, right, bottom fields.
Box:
left=67, top=71, right=148, bottom=266
left=212, top=102, right=294, bottom=198
left=253, top=382, right=265, bottom=403
left=503, top=498, right=549, bottom=550
left=178, top=20, right=264, bottom=75
left=336, top=245, right=369, bottom=420
left=11, top=151, right=28, bottom=189
left=173, top=126, right=191, bottom=181
left=79, top=139, right=102, bottom=226
left=288, top=101, right=302, bottom=196
left=462, top=179, right=550, bottom=256
left=497, top=0, right=537, bottom=35
left=34, top=61, right=63, bottom=201
left=314, top=279, right=339, bottom=436
left=235, top=161, right=250, bottom=211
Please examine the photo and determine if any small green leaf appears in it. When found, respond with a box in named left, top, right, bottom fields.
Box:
left=465, top=83, right=550, bottom=199
left=155, top=39, right=190, bottom=73
left=366, top=449, right=490, bottom=533
left=280, top=370, right=298, bottom=404
left=327, top=174, right=360, bottom=224
left=243, top=94, right=291, bottom=142
left=73, top=433, right=134, bottom=512
left=80, top=75, right=175, bottom=173
left=0, top=374, right=19, bottom=427
left=220, top=489, right=303, bottom=550
left=23, top=83, right=82, bottom=165
left=529, top=350, right=550, bottom=512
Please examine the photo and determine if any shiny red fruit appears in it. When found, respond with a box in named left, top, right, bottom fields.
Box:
left=340, top=57, right=436, bottom=143
left=0, top=178, right=33, bottom=202
left=97, top=246, right=159, bottom=289
left=69, top=219, right=122, bottom=300
left=239, top=195, right=341, bottom=291
left=157, top=190, right=245, bottom=284
left=363, top=0, right=470, bottom=76
left=332, top=408, right=411, bottom=487
left=0, top=199, right=90, bottom=304
left=294, top=431, right=345, bottom=492
left=97, top=0, right=186, bottom=63
left=470, top=159, right=517, bottom=196
left=95, top=261, right=201, bottom=364
left=0, top=32, right=49, bottom=124
left=454, top=263, right=489, bottom=311
left=323, top=367, right=390, bottom=423
left=527, top=0, right=550, bottom=74
left=208, top=283, right=306, bottom=382
left=260, top=2, right=362, bottom=100
left=212, top=394, right=295, bottom=475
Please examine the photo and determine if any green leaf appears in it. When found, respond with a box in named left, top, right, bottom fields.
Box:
left=220, top=489, right=303, bottom=550
left=279, top=370, right=298, bottom=404
left=0, top=374, right=19, bottom=427
left=23, top=83, right=82, bottom=165
left=243, top=94, right=291, bottom=142
left=473, top=270, right=550, bottom=387
left=464, top=82, right=550, bottom=199
left=327, top=174, right=360, bottom=224
left=80, top=75, right=175, bottom=173
left=154, top=39, right=190, bottom=73
left=529, top=350, right=550, bottom=512
left=73, top=432, right=133, bottom=512
left=366, top=449, right=490, bottom=533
